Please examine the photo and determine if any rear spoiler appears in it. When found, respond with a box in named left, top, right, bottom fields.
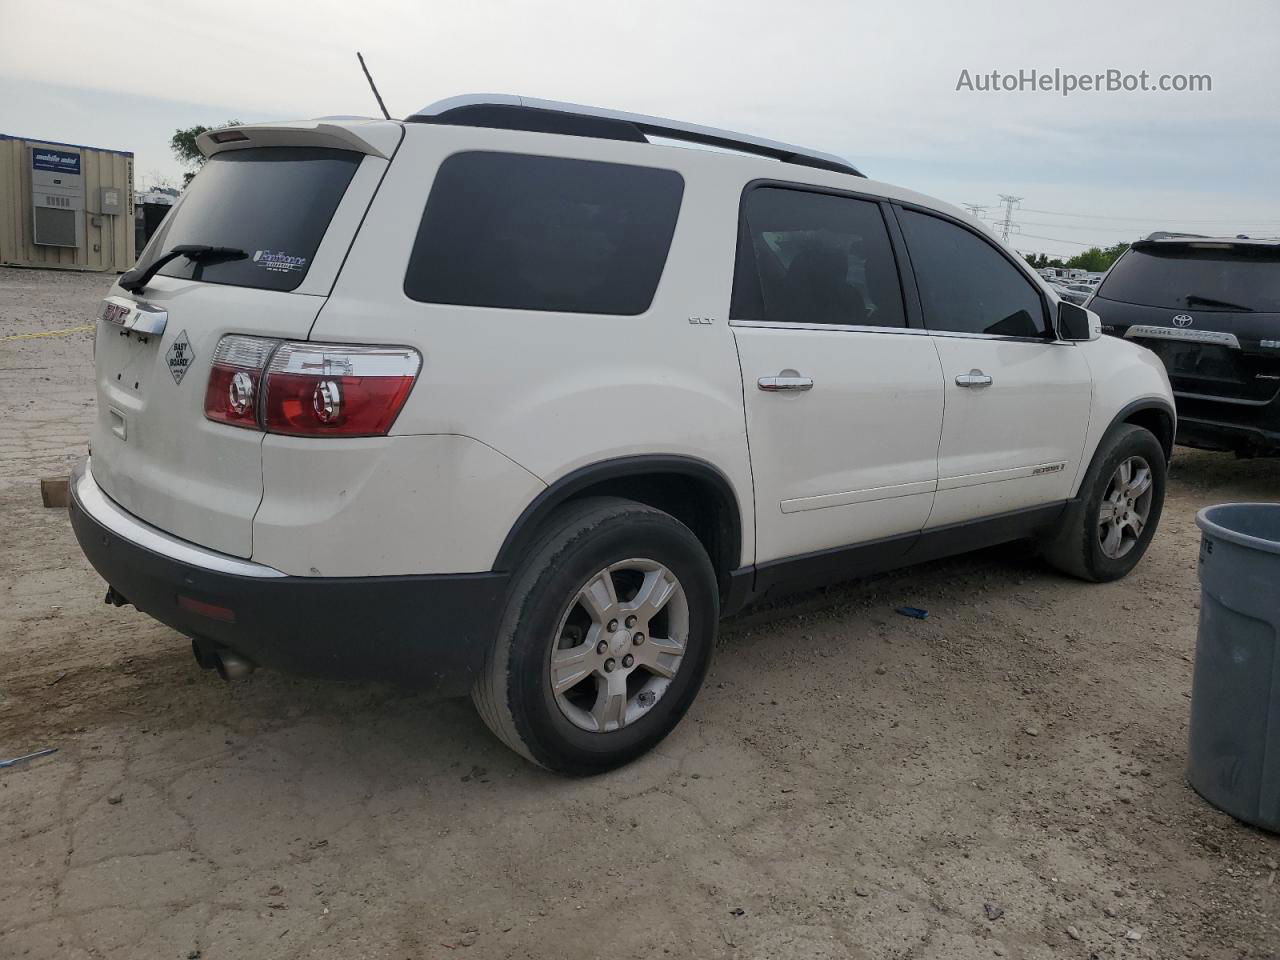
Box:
left=196, top=118, right=402, bottom=161
left=1133, top=237, right=1280, bottom=253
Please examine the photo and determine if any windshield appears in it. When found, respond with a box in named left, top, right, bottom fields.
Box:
left=137, top=147, right=362, bottom=292
left=1097, top=245, right=1280, bottom=312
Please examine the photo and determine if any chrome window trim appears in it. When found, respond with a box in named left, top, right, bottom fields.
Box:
left=73, top=458, right=287, bottom=579
left=728, top=318, right=1058, bottom=345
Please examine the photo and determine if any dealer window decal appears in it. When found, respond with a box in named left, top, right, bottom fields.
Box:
left=166, top=331, right=195, bottom=385
left=252, top=250, right=308, bottom=274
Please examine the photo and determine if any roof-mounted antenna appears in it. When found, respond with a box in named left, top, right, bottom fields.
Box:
left=357, top=52, right=392, bottom=120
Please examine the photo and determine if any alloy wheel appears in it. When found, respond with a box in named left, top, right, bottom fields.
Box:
left=549, top=559, right=689, bottom=733
left=1097, top=455, right=1154, bottom=559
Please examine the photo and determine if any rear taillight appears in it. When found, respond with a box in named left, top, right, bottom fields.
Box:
left=262, top=342, right=421, bottom=437
left=204, top=336, right=421, bottom=437
left=204, top=335, right=277, bottom=428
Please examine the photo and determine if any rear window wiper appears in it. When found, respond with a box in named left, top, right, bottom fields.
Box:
left=1184, top=294, right=1254, bottom=312
left=119, top=244, right=248, bottom=293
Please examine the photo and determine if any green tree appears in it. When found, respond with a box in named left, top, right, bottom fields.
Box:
left=1104, top=241, right=1130, bottom=266
left=170, top=121, right=242, bottom=185
left=1022, top=252, right=1069, bottom=270
left=1065, top=241, right=1129, bottom=272
left=1065, top=247, right=1108, bottom=271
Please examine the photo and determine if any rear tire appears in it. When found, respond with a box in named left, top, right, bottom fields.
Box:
left=472, top=497, right=718, bottom=775
left=1042, top=423, right=1166, bottom=582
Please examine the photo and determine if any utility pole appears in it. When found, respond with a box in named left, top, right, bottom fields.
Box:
left=961, top=203, right=987, bottom=219
left=994, top=194, right=1022, bottom=243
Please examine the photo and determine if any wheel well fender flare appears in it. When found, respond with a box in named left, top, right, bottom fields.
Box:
left=493, top=455, right=744, bottom=580
left=1078, top=399, right=1176, bottom=494
left=1105, top=397, right=1176, bottom=460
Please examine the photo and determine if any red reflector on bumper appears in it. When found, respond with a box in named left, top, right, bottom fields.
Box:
left=177, top=595, right=237, bottom=623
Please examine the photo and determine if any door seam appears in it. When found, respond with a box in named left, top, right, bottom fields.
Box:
left=729, top=327, right=760, bottom=570
left=922, top=335, right=947, bottom=528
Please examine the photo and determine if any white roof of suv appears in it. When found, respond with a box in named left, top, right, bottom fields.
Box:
left=408, top=94, right=863, bottom=177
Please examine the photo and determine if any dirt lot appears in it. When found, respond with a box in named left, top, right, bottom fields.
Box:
left=1, top=265, right=1277, bottom=960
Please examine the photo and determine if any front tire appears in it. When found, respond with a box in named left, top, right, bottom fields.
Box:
left=1042, top=423, right=1166, bottom=582
left=472, top=497, right=718, bottom=775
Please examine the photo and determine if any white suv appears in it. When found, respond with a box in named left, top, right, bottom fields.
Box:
left=71, top=95, right=1175, bottom=774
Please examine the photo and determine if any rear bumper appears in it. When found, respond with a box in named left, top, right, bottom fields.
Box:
left=1175, top=393, right=1280, bottom=453
left=69, top=458, right=509, bottom=694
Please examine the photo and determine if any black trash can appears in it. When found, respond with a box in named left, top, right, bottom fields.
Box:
left=1188, top=503, right=1280, bottom=832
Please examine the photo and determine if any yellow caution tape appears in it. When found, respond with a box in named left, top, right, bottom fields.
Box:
left=1, top=324, right=95, bottom=342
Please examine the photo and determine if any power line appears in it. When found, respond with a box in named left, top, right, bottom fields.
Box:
left=1019, top=207, right=1280, bottom=225
left=975, top=193, right=1278, bottom=256
left=1015, top=232, right=1097, bottom=247
left=1014, top=219, right=1150, bottom=232
left=1014, top=219, right=1280, bottom=236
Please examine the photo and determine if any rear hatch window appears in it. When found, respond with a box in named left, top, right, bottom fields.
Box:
left=1098, top=244, right=1280, bottom=313
left=138, top=146, right=362, bottom=292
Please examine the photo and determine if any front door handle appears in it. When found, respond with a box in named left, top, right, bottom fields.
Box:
left=955, top=369, right=993, bottom=388
left=758, top=369, right=814, bottom=392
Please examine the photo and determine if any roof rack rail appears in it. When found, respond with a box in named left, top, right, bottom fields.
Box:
left=407, top=94, right=864, bottom=177
left=1143, top=230, right=1210, bottom=241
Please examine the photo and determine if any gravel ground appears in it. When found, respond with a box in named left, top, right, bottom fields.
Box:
left=1, top=265, right=1278, bottom=960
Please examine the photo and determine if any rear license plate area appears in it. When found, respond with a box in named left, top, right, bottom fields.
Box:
left=1143, top=339, right=1279, bottom=402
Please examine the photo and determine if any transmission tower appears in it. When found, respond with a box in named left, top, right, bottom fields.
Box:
left=961, top=203, right=987, bottom=219
left=994, top=194, right=1023, bottom=243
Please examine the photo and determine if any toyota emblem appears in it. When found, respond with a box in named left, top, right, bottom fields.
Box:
left=1172, top=314, right=1194, bottom=327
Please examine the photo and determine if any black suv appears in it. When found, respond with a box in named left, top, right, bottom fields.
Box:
left=1089, top=235, right=1280, bottom=456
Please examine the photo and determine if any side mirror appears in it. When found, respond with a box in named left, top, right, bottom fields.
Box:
left=1057, top=301, right=1102, bottom=342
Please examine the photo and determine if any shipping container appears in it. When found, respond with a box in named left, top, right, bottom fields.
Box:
left=0, top=134, right=135, bottom=272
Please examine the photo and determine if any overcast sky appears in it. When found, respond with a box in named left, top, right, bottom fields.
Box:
left=3, top=0, right=1277, bottom=257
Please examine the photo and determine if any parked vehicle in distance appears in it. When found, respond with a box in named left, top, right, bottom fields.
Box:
left=1090, top=235, right=1280, bottom=456
left=1040, top=267, right=1091, bottom=284
left=1056, top=282, right=1096, bottom=305
left=69, top=95, right=1176, bottom=774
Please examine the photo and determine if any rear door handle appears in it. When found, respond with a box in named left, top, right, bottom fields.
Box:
left=758, top=370, right=814, bottom=392
left=955, top=369, right=993, bottom=388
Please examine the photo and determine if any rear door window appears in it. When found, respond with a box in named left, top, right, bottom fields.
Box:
left=731, top=187, right=906, bottom=328
left=899, top=208, right=1051, bottom=338
left=142, top=147, right=362, bottom=292
left=404, top=152, right=684, bottom=315
left=1097, top=245, right=1280, bottom=312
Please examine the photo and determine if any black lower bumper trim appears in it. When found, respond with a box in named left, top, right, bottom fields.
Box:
left=1177, top=416, right=1280, bottom=454
left=70, top=479, right=509, bottom=695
